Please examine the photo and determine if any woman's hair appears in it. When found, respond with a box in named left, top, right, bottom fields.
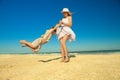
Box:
left=67, top=13, right=71, bottom=16
left=63, top=12, right=71, bottom=17
left=65, top=12, right=71, bottom=16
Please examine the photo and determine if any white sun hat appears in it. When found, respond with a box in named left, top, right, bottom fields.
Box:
left=61, top=8, right=72, bottom=15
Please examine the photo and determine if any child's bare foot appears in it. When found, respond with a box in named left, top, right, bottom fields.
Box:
left=20, top=40, right=27, bottom=47
left=21, top=44, right=27, bottom=47
left=20, top=40, right=26, bottom=44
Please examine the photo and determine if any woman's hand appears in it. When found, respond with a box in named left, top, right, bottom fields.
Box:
left=59, top=20, right=63, bottom=25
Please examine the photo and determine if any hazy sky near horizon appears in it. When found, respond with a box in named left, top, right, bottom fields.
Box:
left=0, top=0, right=120, bottom=53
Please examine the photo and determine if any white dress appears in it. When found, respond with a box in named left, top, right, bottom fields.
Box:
left=56, top=17, right=76, bottom=42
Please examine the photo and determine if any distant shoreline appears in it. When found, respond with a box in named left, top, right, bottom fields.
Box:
left=0, top=49, right=120, bottom=54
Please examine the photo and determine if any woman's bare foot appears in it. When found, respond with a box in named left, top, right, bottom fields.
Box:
left=60, top=56, right=66, bottom=62
left=64, top=56, right=69, bottom=63
left=60, top=58, right=65, bottom=62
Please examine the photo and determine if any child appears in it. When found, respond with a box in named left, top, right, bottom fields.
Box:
left=20, top=24, right=60, bottom=53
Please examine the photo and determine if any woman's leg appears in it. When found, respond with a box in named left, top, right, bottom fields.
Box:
left=60, top=38, right=65, bottom=62
left=61, top=35, right=69, bottom=62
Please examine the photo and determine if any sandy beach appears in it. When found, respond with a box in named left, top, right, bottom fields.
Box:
left=0, top=52, right=120, bottom=80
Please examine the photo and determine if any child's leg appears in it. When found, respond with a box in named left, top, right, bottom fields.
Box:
left=30, top=48, right=38, bottom=53
left=20, top=40, right=42, bottom=53
left=20, top=40, right=36, bottom=49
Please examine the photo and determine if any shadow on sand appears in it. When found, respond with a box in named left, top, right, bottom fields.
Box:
left=38, top=55, right=76, bottom=63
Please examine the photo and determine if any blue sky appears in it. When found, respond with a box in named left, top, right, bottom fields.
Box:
left=0, top=0, right=120, bottom=53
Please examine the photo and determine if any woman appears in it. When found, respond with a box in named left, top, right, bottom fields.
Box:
left=56, top=8, right=76, bottom=62
left=20, top=24, right=60, bottom=53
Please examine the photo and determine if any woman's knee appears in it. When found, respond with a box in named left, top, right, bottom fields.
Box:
left=63, top=35, right=69, bottom=41
left=60, top=36, right=68, bottom=47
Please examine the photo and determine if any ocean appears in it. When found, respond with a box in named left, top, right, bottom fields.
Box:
left=0, top=49, right=120, bottom=55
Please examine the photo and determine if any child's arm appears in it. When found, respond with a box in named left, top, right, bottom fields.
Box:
left=54, top=24, right=60, bottom=29
left=52, top=24, right=60, bottom=31
left=42, top=24, right=60, bottom=41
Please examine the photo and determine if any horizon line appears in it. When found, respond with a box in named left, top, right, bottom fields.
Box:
left=0, top=49, right=120, bottom=54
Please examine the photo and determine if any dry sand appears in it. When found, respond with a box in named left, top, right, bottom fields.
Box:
left=0, top=52, right=120, bottom=80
